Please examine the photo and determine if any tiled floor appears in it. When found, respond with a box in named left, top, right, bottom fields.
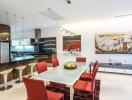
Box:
left=0, top=73, right=132, bottom=100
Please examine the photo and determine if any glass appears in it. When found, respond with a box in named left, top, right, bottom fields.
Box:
left=35, top=62, right=87, bottom=85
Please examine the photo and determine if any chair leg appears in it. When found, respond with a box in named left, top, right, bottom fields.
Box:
left=3, top=74, right=8, bottom=89
left=61, top=97, right=64, bottom=100
left=19, top=70, right=23, bottom=82
left=92, top=90, right=95, bottom=100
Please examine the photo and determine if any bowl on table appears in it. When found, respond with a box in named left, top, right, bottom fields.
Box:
left=64, top=63, right=77, bottom=69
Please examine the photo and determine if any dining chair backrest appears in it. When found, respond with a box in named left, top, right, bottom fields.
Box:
left=91, top=61, right=99, bottom=93
left=52, top=58, right=59, bottom=67
left=91, top=61, right=98, bottom=74
left=36, top=61, right=47, bottom=74
left=23, top=77, right=48, bottom=100
left=92, top=61, right=99, bottom=80
left=76, top=57, right=86, bottom=62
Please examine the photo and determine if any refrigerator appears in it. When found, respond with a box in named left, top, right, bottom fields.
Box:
left=0, top=41, right=9, bottom=63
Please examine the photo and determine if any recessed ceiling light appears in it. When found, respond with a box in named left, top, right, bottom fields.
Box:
left=65, top=0, right=71, bottom=4
left=39, top=8, right=64, bottom=21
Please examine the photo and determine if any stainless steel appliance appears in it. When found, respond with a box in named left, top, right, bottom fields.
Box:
left=0, top=41, right=9, bottom=63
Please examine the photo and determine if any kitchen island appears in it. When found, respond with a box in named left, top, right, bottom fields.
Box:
left=0, top=55, right=49, bottom=84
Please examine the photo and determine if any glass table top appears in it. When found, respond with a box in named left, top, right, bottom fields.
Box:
left=34, top=62, right=87, bottom=86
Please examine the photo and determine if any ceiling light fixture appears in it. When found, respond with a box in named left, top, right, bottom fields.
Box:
left=14, top=14, right=17, bottom=38
left=21, top=17, right=24, bottom=40
left=5, top=11, right=9, bottom=25
left=65, top=0, right=71, bottom=4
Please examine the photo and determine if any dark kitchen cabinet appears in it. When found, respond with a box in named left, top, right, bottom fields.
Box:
left=0, top=24, right=10, bottom=40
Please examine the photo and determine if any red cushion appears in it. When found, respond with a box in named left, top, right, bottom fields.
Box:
left=73, top=80, right=92, bottom=92
left=36, top=62, right=47, bottom=74
left=52, top=58, right=59, bottom=67
left=80, top=72, right=92, bottom=79
left=47, top=90, right=64, bottom=100
left=76, top=57, right=86, bottom=62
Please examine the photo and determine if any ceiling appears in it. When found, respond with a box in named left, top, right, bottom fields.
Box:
left=0, top=0, right=132, bottom=31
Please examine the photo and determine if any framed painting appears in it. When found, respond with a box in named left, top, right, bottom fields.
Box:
left=63, top=35, right=81, bottom=56
left=95, top=33, right=132, bottom=54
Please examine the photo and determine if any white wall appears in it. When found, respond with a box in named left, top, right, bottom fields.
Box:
left=42, top=17, right=132, bottom=64
left=11, top=16, right=132, bottom=64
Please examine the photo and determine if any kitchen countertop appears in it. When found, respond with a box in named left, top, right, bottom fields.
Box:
left=11, top=55, right=35, bottom=62
left=91, top=62, right=132, bottom=69
left=0, top=55, right=49, bottom=69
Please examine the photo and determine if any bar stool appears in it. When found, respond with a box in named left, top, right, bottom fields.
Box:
left=28, top=63, right=36, bottom=77
left=15, top=65, right=27, bottom=83
left=0, top=68, right=13, bottom=91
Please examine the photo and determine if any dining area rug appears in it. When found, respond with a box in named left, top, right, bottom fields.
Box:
left=46, top=80, right=101, bottom=100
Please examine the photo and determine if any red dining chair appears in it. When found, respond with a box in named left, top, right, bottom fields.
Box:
left=50, top=58, right=67, bottom=90
left=36, top=60, right=67, bottom=95
left=23, top=77, right=64, bottom=100
left=52, top=58, right=59, bottom=67
left=76, top=57, right=86, bottom=62
left=80, top=61, right=99, bottom=81
left=73, top=63, right=99, bottom=100
left=36, top=61, right=47, bottom=74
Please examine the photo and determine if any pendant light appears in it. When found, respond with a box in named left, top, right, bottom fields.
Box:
left=21, top=17, right=24, bottom=40
left=14, top=14, right=17, bottom=40
left=12, top=14, right=20, bottom=46
left=5, top=11, right=9, bottom=40
left=5, top=11, right=9, bottom=25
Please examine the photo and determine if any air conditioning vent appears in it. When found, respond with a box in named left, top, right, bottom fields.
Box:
left=39, top=8, right=64, bottom=21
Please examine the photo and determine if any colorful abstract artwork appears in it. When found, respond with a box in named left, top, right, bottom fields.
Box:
left=63, top=35, right=81, bottom=56
left=95, top=33, right=132, bottom=54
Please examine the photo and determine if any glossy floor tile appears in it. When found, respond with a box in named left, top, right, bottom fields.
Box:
left=0, top=73, right=132, bottom=100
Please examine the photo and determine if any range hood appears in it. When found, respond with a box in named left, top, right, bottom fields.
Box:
left=35, top=28, right=41, bottom=42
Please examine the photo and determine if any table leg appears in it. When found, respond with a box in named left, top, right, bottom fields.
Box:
left=44, top=81, right=49, bottom=86
left=31, top=66, right=34, bottom=77
left=69, top=85, right=74, bottom=100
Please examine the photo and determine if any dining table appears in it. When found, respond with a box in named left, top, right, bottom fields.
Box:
left=34, top=61, right=88, bottom=100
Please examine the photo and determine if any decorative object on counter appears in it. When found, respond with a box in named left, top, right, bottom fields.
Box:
left=95, top=33, right=132, bottom=54
left=0, top=68, right=13, bottom=91
left=64, top=63, right=77, bottom=69
left=15, top=65, right=27, bottom=83
left=63, top=35, right=81, bottom=56
left=108, top=60, right=122, bottom=66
